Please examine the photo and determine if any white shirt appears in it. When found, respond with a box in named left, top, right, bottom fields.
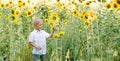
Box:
left=29, top=29, right=50, bottom=55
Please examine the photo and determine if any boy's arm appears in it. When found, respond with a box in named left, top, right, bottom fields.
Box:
left=29, top=42, right=42, bottom=50
left=48, top=30, right=54, bottom=38
left=48, top=27, right=57, bottom=38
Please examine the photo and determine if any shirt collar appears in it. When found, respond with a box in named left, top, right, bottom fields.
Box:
left=34, top=29, right=41, bottom=33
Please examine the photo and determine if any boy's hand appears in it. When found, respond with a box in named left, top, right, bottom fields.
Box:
left=29, top=42, right=42, bottom=50
left=36, top=46, right=42, bottom=50
left=53, top=26, right=57, bottom=31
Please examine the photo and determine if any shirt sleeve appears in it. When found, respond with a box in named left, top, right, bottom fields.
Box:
left=29, top=33, right=34, bottom=42
left=44, top=31, right=50, bottom=38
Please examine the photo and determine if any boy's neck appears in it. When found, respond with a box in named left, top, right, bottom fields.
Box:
left=35, top=29, right=41, bottom=31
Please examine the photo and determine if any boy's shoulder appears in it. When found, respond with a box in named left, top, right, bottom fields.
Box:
left=30, top=30, right=47, bottom=34
left=30, top=30, right=35, bottom=35
left=41, top=30, right=45, bottom=32
left=41, top=30, right=48, bottom=34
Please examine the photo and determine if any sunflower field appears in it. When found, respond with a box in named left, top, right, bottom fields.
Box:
left=0, top=0, right=120, bottom=61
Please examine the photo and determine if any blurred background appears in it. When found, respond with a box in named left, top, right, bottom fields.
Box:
left=0, top=0, right=120, bottom=61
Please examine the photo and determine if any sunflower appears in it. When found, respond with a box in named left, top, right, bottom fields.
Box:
left=58, top=31, right=65, bottom=36
left=113, top=3, right=118, bottom=9
left=78, top=29, right=82, bottom=33
left=0, top=4, right=5, bottom=8
left=63, top=19, right=68, bottom=24
left=27, top=0, right=30, bottom=3
left=9, top=1, right=13, bottom=4
left=89, top=10, right=94, bottom=18
left=33, top=6, right=37, bottom=10
left=83, top=14, right=89, bottom=21
left=92, top=0, right=96, bottom=2
left=5, top=3, right=11, bottom=8
left=72, top=9, right=79, bottom=17
left=81, top=11, right=87, bottom=15
left=71, top=1, right=75, bottom=5
left=57, top=0, right=60, bottom=2
left=84, top=15, right=88, bottom=20
left=14, top=10, right=20, bottom=16
left=80, top=14, right=84, bottom=19
left=8, top=15, right=18, bottom=23
left=48, top=20, right=54, bottom=27
left=18, top=0, right=22, bottom=3
left=53, top=34, right=59, bottom=38
left=80, top=11, right=87, bottom=20
left=57, top=2, right=63, bottom=8
left=85, top=1, right=91, bottom=6
left=18, top=3, right=23, bottom=8
left=11, top=8, right=15, bottom=14
left=22, top=2, right=26, bottom=6
left=59, top=4, right=66, bottom=12
left=113, top=2, right=120, bottom=10
left=84, top=20, right=91, bottom=28
left=78, top=0, right=83, bottom=3
left=105, top=2, right=112, bottom=10
left=50, top=12, right=59, bottom=22
left=88, top=10, right=97, bottom=20
left=18, top=2, right=25, bottom=9
left=44, top=19, right=49, bottom=23
left=71, top=1, right=77, bottom=6
left=114, top=0, right=120, bottom=6
left=25, top=11, right=33, bottom=17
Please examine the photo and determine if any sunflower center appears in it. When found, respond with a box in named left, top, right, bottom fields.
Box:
left=85, top=22, right=89, bottom=25
left=107, top=5, right=111, bottom=9
left=57, top=0, right=60, bottom=2
left=85, top=15, right=88, bottom=19
left=50, top=22, right=53, bottom=26
left=1, top=4, right=4, bottom=7
left=28, top=0, right=30, bottom=3
left=23, top=3, right=25, bottom=6
left=79, top=0, right=82, bottom=3
left=53, top=17, right=56, bottom=20
left=19, top=5, right=21, bottom=7
left=74, top=11, right=76, bottom=14
left=113, top=3, right=117, bottom=8
left=81, top=16, right=83, bottom=19
left=34, top=6, right=36, bottom=9
left=16, top=11, right=19, bottom=15
left=10, top=15, right=15, bottom=21
left=12, top=16, right=15, bottom=20
left=45, top=20, right=48, bottom=23
left=6, top=4, right=9, bottom=7
left=9, top=2, right=12, bottom=4
left=86, top=2, right=90, bottom=5
left=18, top=1, right=22, bottom=3
left=28, top=12, right=31, bottom=15
left=117, top=0, right=120, bottom=4
left=59, top=33, right=63, bottom=36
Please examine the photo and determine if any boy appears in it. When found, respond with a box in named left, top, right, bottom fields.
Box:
left=29, top=17, right=55, bottom=61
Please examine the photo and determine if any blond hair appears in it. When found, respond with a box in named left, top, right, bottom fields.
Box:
left=33, top=17, right=43, bottom=25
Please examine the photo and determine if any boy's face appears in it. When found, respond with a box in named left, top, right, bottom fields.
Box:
left=34, top=21, right=42, bottom=30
